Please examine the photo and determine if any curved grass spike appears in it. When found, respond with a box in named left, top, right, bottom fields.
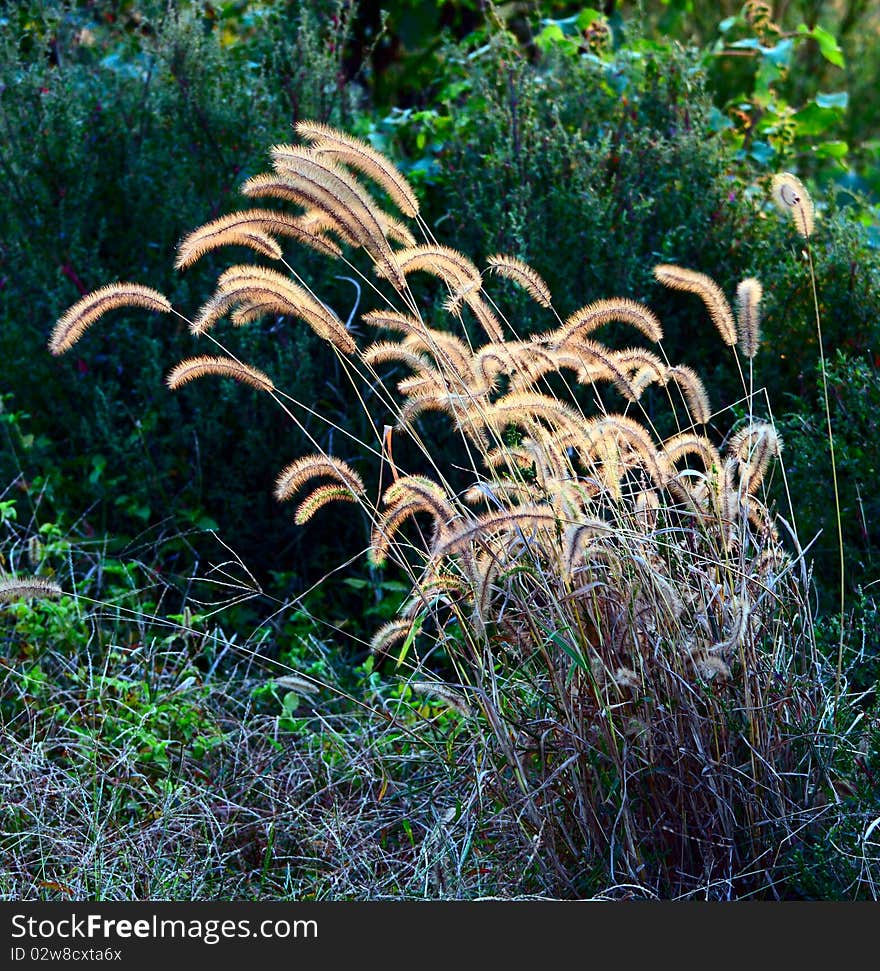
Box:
left=274, top=454, right=366, bottom=504
left=269, top=145, right=403, bottom=273
left=370, top=498, right=442, bottom=566
left=665, top=365, right=712, bottom=425
left=0, top=576, right=64, bottom=602
left=376, top=211, right=417, bottom=248
left=176, top=224, right=282, bottom=268
left=176, top=208, right=343, bottom=268
left=393, top=244, right=482, bottom=290
left=557, top=298, right=663, bottom=345
left=486, top=255, right=552, bottom=309
left=612, top=347, right=666, bottom=389
left=295, top=121, right=420, bottom=219
left=49, top=283, right=171, bottom=356
left=362, top=341, right=432, bottom=373
left=383, top=475, right=456, bottom=523
left=402, top=331, right=478, bottom=386
left=194, top=265, right=356, bottom=353
left=728, top=422, right=782, bottom=494
left=482, top=391, right=587, bottom=442
left=653, top=265, right=737, bottom=346
left=294, top=484, right=359, bottom=525
left=583, top=415, right=672, bottom=488
left=370, top=619, right=415, bottom=657
left=409, top=681, right=475, bottom=719
left=166, top=355, right=275, bottom=393
left=554, top=337, right=637, bottom=400
left=246, top=147, right=405, bottom=289
left=362, top=308, right=423, bottom=334
left=663, top=432, right=721, bottom=469
left=475, top=340, right=556, bottom=384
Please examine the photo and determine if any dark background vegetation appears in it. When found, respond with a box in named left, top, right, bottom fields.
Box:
left=2, top=0, right=880, bottom=899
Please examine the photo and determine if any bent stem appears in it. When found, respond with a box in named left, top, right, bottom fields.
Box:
left=806, top=243, right=846, bottom=719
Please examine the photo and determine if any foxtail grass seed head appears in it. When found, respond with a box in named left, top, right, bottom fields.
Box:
left=735, top=278, right=763, bottom=359
left=294, top=121, right=420, bottom=218
left=49, top=283, right=171, bottom=355
left=0, top=576, right=63, bottom=602
left=274, top=455, right=366, bottom=503
left=369, top=619, right=414, bottom=656
left=293, top=484, right=358, bottom=524
left=166, top=356, right=275, bottom=393
left=653, top=265, right=736, bottom=345
left=486, top=255, right=552, bottom=308
left=771, top=173, right=814, bottom=238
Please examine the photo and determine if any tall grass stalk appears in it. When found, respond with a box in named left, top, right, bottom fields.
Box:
left=770, top=173, right=846, bottom=720
left=42, top=129, right=838, bottom=896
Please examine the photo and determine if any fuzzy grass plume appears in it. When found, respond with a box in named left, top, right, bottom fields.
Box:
left=49, top=125, right=833, bottom=898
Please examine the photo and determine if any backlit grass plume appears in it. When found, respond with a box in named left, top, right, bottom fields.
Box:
left=48, top=283, right=171, bottom=355
left=771, top=172, right=814, bottom=238
left=50, top=125, right=830, bottom=898
left=0, top=575, right=63, bottom=603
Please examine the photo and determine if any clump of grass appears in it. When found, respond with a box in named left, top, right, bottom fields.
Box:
left=48, top=125, right=839, bottom=897
left=0, top=514, right=530, bottom=901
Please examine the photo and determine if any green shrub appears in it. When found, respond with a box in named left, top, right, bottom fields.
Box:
left=782, top=352, right=880, bottom=621
left=0, top=0, right=362, bottom=584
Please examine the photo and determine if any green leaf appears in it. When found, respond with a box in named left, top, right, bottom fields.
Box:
left=762, top=38, right=793, bottom=67
left=815, top=91, right=849, bottom=110
left=708, top=107, right=734, bottom=133
left=748, top=140, right=776, bottom=165
left=798, top=24, right=845, bottom=67
left=395, top=615, right=424, bottom=669
left=793, top=102, right=841, bottom=136
left=89, top=454, right=107, bottom=485
left=575, top=8, right=605, bottom=30
left=343, top=578, right=370, bottom=590
left=814, top=140, right=848, bottom=159
left=729, top=38, right=762, bottom=50
left=535, top=23, right=566, bottom=52
left=546, top=629, right=589, bottom=671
